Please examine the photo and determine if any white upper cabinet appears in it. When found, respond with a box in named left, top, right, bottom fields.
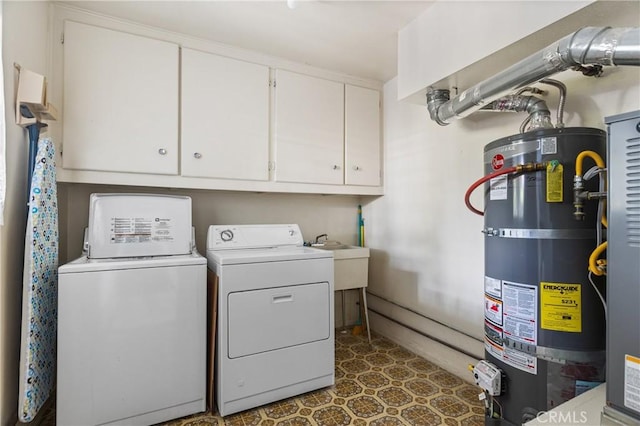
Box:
left=62, top=21, right=179, bottom=174
left=345, top=85, right=380, bottom=186
left=181, top=48, right=270, bottom=181
left=53, top=7, right=383, bottom=195
left=274, top=70, right=345, bottom=185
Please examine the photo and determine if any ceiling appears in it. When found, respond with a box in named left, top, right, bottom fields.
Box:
left=58, top=1, right=434, bottom=83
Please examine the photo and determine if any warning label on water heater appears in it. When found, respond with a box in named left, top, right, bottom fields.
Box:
left=110, top=217, right=175, bottom=244
left=484, top=295, right=503, bottom=325
left=490, top=176, right=508, bottom=200
left=503, top=281, right=537, bottom=345
left=484, top=279, right=538, bottom=375
left=540, top=282, right=582, bottom=333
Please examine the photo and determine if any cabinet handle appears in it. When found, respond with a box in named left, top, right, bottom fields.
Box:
left=354, top=166, right=361, bottom=171
left=332, top=165, right=341, bottom=170
left=193, top=152, right=202, bottom=159
left=158, top=148, right=167, bottom=155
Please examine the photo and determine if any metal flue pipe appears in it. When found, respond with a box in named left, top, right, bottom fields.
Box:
left=426, top=26, right=640, bottom=126
left=482, top=94, right=554, bottom=132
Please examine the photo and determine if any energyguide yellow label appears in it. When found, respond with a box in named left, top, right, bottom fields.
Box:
left=540, top=282, right=581, bottom=332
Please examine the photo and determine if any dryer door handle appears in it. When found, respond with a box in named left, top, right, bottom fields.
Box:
left=272, top=294, right=293, bottom=304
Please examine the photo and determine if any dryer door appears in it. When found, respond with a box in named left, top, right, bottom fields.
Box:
left=228, top=282, right=330, bottom=358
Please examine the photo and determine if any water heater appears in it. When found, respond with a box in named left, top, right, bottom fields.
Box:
left=480, top=127, right=606, bottom=425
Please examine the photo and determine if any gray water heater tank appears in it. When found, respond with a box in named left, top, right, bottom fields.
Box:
left=482, top=127, right=606, bottom=425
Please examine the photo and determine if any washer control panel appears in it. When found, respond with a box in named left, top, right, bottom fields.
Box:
left=207, top=224, right=303, bottom=250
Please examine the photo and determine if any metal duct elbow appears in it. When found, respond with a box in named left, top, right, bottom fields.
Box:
left=426, top=88, right=450, bottom=126
left=427, top=26, right=640, bottom=126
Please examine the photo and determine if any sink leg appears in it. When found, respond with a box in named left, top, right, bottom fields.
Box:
left=361, top=287, right=371, bottom=344
left=340, top=290, right=347, bottom=333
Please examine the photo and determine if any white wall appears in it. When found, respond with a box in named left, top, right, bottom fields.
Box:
left=365, top=66, right=640, bottom=352
left=1, top=1, right=49, bottom=425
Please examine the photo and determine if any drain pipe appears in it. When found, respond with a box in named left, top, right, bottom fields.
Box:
left=426, top=26, right=640, bottom=125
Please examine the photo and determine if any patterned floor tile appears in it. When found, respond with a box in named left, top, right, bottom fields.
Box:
left=377, top=386, right=414, bottom=407
left=456, top=384, right=483, bottom=405
left=40, top=333, right=483, bottom=426
left=312, top=405, right=352, bottom=425
left=332, top=379, right=363, bottom=398
left=369, top=415, right=406, bottom=426
left=401, top=405, right=442, bottom=426
left=405, top=378, right=439, bottom=397
left=346, top=395, right=384, bottom=418
left=275, top=417, right=312, bottom=426
left=334, top=347, right=354, bottom=362
left=264, top=400, right=300, bottom=419
left=351, top=342, right=377, bottom=355
left=384, top=364, right=416, bottom=381
left=430, top=395, right=471, bottom=417
left=429, top=370, right=464, bottom=388
left=223, top=409, right=262, bottom=426
left=365, top=352, right=395, bottom=367
left=407, top=358, right=439, bottom=374
left=460, top=414, right=485, bottom=426
left=300, top=390, right=333, bottom=408
left=357, top=371, right=390, bottom=389
left=388, top=347, right=417, bottom=361
left=340, top=358, right=371, bottom=374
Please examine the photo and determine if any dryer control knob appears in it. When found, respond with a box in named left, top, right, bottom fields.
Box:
left=220, top=229, right=234, bottom=242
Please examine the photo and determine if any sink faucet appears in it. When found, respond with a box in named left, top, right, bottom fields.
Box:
left=314, top=234, right=328, bottom=244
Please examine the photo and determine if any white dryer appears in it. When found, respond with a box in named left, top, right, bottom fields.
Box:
left=57, top=194, right=207, bottom=426
left=206, top=224, right=334, bottom=417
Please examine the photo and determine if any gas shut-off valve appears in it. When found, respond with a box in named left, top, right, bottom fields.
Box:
left=471, top=360, right=504, bottom=396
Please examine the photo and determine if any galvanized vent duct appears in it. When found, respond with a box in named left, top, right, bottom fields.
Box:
left=426, top=26, right=640, bottom=126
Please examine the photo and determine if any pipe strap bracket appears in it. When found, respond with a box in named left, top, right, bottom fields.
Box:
left=482, top=227, right=596, bottom=240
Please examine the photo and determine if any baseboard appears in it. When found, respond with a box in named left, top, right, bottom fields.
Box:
left=368, top=309, right=483, bottom=383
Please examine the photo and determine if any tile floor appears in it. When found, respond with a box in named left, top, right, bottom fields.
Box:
left=42, top=332, right=485, bottom=425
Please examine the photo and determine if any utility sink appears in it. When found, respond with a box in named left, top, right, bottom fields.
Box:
left=314, top=241, right=372, bottom=342
left=316, top=244, right=369, bottom=260
left=315, top=243, right=369, bottom=290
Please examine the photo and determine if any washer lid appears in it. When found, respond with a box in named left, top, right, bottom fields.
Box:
left=87, top=194, right=193, bottom=259
left=59, top=252, right=206, bottom=274
left=207, top=246, right=332, bottom=265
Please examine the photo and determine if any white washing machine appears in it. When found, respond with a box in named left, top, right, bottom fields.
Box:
left=206, top=224, right=334, bottom=417
left=57, top=194, right=207, bottom=426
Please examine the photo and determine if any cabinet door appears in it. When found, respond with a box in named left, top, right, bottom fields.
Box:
left=274, top=70, right=344, bottom=185
left=62, top=21, right=179, bottom=175
left=181, top=49, right=269, bottom=180
left=345, top=85, right=381, bottom=186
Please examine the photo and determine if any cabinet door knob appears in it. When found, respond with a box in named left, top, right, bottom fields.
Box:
left=333, top=165, right=341, bottom=170
left=193, top=152, right=202, bottom=159
left=158, top=148, right=167, bottom=155
left=354, top=166, right=361, bottom=171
